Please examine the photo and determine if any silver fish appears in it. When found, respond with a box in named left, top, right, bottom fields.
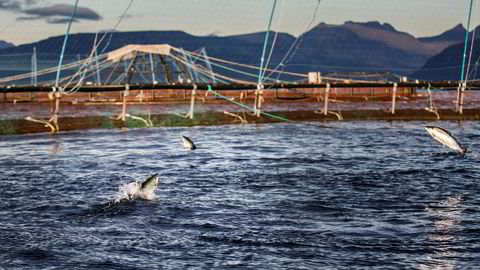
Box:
left=181, top=135, right=197, bottom=150
left=140, top=173, right=159, bottom=194
left=425, top=126, right=467, bottom=154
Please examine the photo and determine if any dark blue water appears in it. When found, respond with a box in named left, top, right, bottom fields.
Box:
left=1, top=121, right=480, bottom=269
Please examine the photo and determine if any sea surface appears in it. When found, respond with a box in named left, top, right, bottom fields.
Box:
left=0, top=121, right=479, bottom=269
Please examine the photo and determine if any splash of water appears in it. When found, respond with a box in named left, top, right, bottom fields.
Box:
left=114, top=181, right=156, bottom=203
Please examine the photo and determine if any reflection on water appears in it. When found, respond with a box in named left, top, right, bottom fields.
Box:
left=424, top=195, right=464, bottom=270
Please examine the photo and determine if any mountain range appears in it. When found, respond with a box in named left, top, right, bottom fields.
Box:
left=0, top=41, right=14, bottom=50
left=0, top=21, right=475, bottom=82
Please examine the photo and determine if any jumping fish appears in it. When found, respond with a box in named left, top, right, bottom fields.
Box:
left=140, top=173, right=159, bottom=194
left=425, top=126, right=467, bottom=155
left=181, top=135, right=197, bottom=150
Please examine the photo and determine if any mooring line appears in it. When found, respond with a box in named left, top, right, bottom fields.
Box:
left=207, top=85, right=292, bottom=122
left=206, top=85, right=331, bottom=128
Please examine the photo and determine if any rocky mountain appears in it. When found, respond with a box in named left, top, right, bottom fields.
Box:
left=412, top=24, right=480, bottom=81
left=0, top=21, right=472, bottom=82
left=419, top=24, right=466, bottom=43
left=412, top=38, right=480, bottom=81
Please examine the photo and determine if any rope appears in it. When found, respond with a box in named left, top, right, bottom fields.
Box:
left=206, top=85, right=293, bottom=123
left=0, top=0, right=134, bottom=87
left=170, top=54, right=253, bottom=84
left=55, top=0, right=80, bottom=88
left=264, top=0, right=322, bottom=82
left=63, top=0, right=133, bottom=89
left=258, top=0, right=278, bottom=84
left=465, top=0, right=478, bottom=82
left=261, top=0, right=286, bottom=81
left=63, top=0, right=105, bottom=91
left=461, top=0, right=474, bottom=81
left=98, top=0, right=135, bottom=55
left=183, top=48, right=308, bottom=78
left=173, top=49, right=273, bottom=83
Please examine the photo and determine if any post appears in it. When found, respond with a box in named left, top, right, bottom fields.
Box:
left=121, top=84, right=129, bottom=122
left=254, top=84, right=264, bottom=117
left=391, top=83, right=397, bottom=114
left=48, top=86, right=61, bottom=132
left=30, top=47, right=37, bottom=101
left=456, top=83, right=462, bottom=112
left=31, top=47, right=37, bottom=87
left=459, top=82, right=466, bottom=114
left=323, top=83, right=330, bottom=115
left=188, top=84, right=197, bottom=119
left=53, top=89, right=61, bottom=131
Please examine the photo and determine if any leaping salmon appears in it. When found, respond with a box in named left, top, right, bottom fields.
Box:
left=139, top=173, right=159, bottom=194
left=181, top=135, right=197, bottom=150
left=425, top=126, right=467, bottom=155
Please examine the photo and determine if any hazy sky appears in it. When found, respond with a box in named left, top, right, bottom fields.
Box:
left=0, top=0, right=476, bottom=45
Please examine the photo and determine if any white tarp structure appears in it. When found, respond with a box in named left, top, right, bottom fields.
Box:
left=107, top=44, right=172, bottom=62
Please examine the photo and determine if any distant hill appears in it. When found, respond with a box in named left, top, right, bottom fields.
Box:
left=0, top=21, right=474, bottom=82
left=0, top=30, right=296, bottom=66
left=412, top=38, right=480, bottom=81
left=411, top=24, right=480, bottom=81
left=283, top=21, right=429, bottom=75
left=418, top=24, right=466, bottom=43
left=0, top=40, right=14, bottom=50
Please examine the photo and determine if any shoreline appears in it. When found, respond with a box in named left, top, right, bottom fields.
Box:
left=1, top=108, right=479, bottom=136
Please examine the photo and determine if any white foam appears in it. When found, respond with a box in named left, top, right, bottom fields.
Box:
left=138, top=189, right=156, bottom=201
left=114, top=181, right=157, bottom=202
left=114, top=181, right=140, bottom=203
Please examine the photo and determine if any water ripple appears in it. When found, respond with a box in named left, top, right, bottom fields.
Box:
left=1, top=121, right=480, bottom=269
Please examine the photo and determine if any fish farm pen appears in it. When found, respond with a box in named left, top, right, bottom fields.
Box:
left=1, top=80, right=480, bottom=135
left=1, top=43, right=480, bottom=135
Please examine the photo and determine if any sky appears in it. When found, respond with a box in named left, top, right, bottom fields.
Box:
left=0, top=0, right=476, bottom=46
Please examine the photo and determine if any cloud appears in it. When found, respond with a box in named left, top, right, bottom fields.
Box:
left=19, top=3, right=101, bottom=23
left=47, top=17, right=80, bottom=24
left=0, top=0, right=36, bottom=11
